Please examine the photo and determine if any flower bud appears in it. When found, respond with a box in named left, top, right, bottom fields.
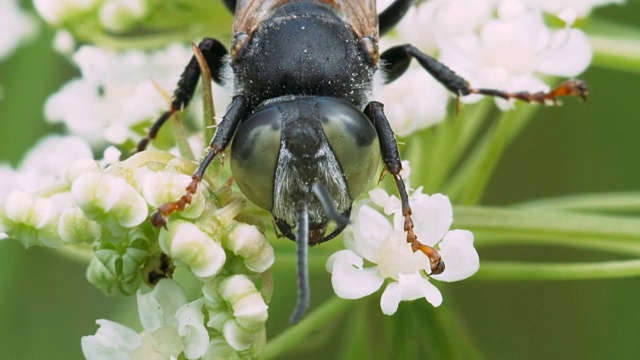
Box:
left=34, top=0, right=102, bottom=25
left=224, top=224, right=274, bottom=273
left=202, top=275, right=268, bottom=351
left=142, top=171, right=205, bottom=220
left=58, top=206, right=101, bottom=244
left=99, top=0, right=148, bottom=32
left=87, top=244, right=148, bottom=297
left=65, top=159, right=100, bottom=184
left=1, top=191, right=62, bottom=248
left=72, top=173, right=148, bottom=234
left=159, top=221, right=226, bottom=280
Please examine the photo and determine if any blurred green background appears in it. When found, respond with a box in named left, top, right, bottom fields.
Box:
left=1, top=2, right=639, bottom=359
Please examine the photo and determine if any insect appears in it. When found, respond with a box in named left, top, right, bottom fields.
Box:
left=138, top=0, right=588, bottom=322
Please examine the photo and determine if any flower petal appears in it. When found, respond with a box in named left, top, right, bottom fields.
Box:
left=537, top=29, right=592, bottom=77
left=410, top=193, right=453, bottom=246
left=82, top=319, right=140, bottom=360
left=176, top=299, right=209, bottom=359
left=344, top=205, right=392, bottom=262
left=137, top=279, right=188, bottom=332
left=380, top=281, right=402, bottom=315
left=327, top=250, right=384, bottom=299
left=380, top=272, right=443, bottom=315
left=431, top=230, right=480, bottom=282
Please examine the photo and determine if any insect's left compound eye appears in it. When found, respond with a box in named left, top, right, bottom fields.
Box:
left=316, top=98, right=381, bottom=201
left=230, top=106, right=282, bottom=211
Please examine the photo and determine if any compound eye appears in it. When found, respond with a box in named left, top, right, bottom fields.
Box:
left=317, top=99, right=380, bottom=200
left=230, top=106, right=282, bottom=210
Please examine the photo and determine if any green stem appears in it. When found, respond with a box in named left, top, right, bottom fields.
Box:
left=590, top=34, right=640, bottom=74
left=473, top=260, right=640, bottom=280
left=171, top=112, right=195, bottom=160
left=515, top=192, right=640, bottom=214
left=35, top=183, right=70, bottom=198
left=444, top=105, right=537, bottom=204
left=53, top=244, right=94, bottom=264
left=454, top=205, right=640, bottom=255
left=263, top=297, right=351, bottom=359
left=193, top=43, right=217, bottom=143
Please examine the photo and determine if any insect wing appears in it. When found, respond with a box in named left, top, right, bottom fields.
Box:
left=233, top=0, right=378, bottom=39
left=332, top=0, right=378, bottom=39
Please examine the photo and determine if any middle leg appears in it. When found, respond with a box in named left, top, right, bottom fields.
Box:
left=380, top=44, right=588, bottom=103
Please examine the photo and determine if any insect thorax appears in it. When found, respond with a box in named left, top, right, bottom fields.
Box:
left=231, top=3, right=375, bottom=109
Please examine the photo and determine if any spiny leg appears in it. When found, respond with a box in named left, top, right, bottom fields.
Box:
left=290, top=200, right=310, bottom=324
left=380, top=44, right=588, bottom=104
left=136, top=38, right=229, bottom=152
left=364, top=101, right=445, bottom=275
left=150, top=95, right=248, bottom=228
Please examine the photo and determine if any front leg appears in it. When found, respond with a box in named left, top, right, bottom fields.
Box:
left=380, top=44, right=588, bottom=103
left=137, top=38, right=230, bottom=152
left=151, top=95, right=248, bottom=228
left=364, top=101, right=445, bottom=275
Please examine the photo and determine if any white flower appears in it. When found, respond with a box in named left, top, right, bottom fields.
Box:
left=432, top=0, right=592, bottom=109
left=43, top=44, right=203, bottom=146
left=15, top=135, right=93, bottom=192
left=82, top=279, right=210, bottom=360
left=379, top=0, right=599, bottom=114
left=0, top=0, right=38, bottom=61
left=327, top=188, right=479, bottom=315
left=378, top=66, right=449, bottom=136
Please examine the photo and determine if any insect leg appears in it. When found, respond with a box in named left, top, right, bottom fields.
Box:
left=380, top=44, right=588, bottom=103
left=221, top=0, right=236, bottom=13
left=136, top=38, right=230, bottom=152
left=364, top=101, right=445, bottom=275
left=312, top=182, right=350, bottom=241
left=290, top=200, right=310, bottom=324
left=378, top=0, right=414, bottom=36
left=150, top=95, right=248, bottom=228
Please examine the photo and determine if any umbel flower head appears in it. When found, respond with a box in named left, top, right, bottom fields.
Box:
left=327, top=187, right=479, bottom=315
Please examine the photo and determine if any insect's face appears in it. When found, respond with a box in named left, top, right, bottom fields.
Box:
left=230, top=97, right=380, bottom=244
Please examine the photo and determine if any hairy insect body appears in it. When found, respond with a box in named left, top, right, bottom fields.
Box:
left=230, top=2, right=380, bottom=243
left=232, top=3, right=374, bottom=109
left=147, top=0, right=586, bottom=322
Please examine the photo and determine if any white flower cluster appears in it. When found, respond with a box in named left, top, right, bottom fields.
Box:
left=34, top=0, right=150, bottom=33
left=82, top=278, right=269, bottom=359
left=327, top=186, right=479, bottom=314
left=43, top=44, right=214, bottom=147
left=0, top=136, right=273, bottom=357
left=378, top=0, right=622, bottom=133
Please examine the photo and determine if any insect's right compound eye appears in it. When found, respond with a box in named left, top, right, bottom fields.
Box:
left=316, top=98, right=381, bottom=201
left=230, top=106, right=282, bottom=211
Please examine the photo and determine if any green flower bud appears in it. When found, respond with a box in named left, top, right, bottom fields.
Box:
left=87, top=244, right=148, bottom=297
left=1, top=191, right=62, bottom=248
left=58, top=206, right=101, bottom=244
